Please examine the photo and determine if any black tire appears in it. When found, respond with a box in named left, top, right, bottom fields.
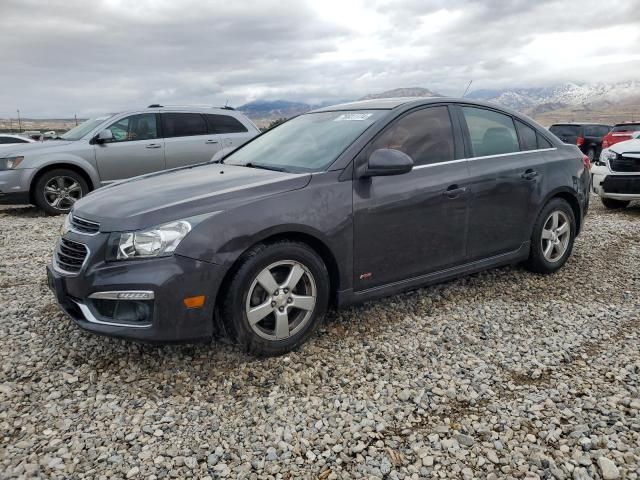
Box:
left=33, top=168, right=89, bottom=215
left=525, top=198, right=576, bottom=274
left=601, top=198, right=630, bottom=210
left=220, top=241, right=329, bottom=356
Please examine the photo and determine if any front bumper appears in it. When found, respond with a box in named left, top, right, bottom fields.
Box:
left=47, top=232, right=225, bottom=342
left=592, top=167, right=640, bottom=200
left=0, top=168, right=33, bottom=205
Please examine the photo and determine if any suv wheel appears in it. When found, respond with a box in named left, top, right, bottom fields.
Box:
left=525, top=198, right=576, bottom=274
left=601, top=198, right=630, bottom=209
left=34, top=168, right=89, bottom=215
left=221, top=241, right=329, bottom=356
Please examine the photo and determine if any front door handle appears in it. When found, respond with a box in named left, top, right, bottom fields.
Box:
left=521, top=169, right=538, bottom=180
left=145, top=143, right=162, bottom=149
left=205, top=139, right=219, bottom=145
left=443, top=185, right=467, bottom=198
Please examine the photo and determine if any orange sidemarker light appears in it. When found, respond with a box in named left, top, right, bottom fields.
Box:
left=183, top=295, right=206, bottom=309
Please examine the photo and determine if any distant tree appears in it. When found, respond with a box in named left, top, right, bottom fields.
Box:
left=263, top=117, right=288, bottom=131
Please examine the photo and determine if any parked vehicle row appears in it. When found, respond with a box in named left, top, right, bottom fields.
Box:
left=548, top=122, right=611, bottom=162
left=47, top=97, right=590, bottom=356
left=0, top=134, right=36, bottom=145
left=0, top=106, right=259, bottom=214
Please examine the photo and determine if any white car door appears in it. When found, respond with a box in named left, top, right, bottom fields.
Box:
left=203, top=113, right=257, bottom=156
left=162, top=112, right=224, bottom=169
left=94, top=113, right=166, bottom=184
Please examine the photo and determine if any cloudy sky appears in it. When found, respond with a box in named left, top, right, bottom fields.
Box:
left=1, top=0, right=639, bottom=117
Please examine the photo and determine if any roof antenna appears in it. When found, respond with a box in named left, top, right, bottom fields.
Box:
left=462, top=80, right=473, bottom=98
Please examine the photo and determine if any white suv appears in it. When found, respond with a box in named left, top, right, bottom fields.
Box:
left=0, top=105, right=260, bottom=214
left=592, top=132, right=640, bottom=209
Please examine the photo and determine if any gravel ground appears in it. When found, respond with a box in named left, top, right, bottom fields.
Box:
left=1, top=200, right=639, bottom=480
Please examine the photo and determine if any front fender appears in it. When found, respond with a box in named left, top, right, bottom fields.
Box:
left=25, top=155, right=100, bottom=190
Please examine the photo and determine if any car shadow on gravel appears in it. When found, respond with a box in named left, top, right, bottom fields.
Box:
left=0, top=205, right=48, bottom=217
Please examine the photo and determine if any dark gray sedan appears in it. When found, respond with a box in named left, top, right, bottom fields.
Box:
left=47, top=97, right=590, bottom=356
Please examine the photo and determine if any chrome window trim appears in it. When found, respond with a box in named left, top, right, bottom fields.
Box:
left=52, top=239, right=90, bottom=277
left=413, top=147, right=558, bottom=170
left=74, top=301, right=152, bottom=329
left=89, top=291, right=155, bottom=300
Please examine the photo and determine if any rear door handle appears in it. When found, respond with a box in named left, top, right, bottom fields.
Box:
left=443, top=185, right=467, bottom=198
left=205, top=139, right=219, bottom=145
left=146, top=143, right=162, bottom=149
left=521, top=169, right=538, bottom=180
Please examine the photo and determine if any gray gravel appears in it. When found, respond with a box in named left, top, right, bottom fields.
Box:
left=1, top=200, right=639, bottom=479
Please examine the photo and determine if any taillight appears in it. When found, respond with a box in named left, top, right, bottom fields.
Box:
left=603, top=137, right=610, bottom=148
left=576, top=136, right=585, bottom=146
left=582, top=154, right=591, bottom=171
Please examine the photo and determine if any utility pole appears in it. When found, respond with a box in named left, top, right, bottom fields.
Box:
left=74, top=114, right=78, bottom=126
left=17, top=109, right=22, bottom=133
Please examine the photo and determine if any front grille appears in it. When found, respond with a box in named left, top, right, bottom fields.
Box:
left=602, top=175, right=640, bottom=195
left=70, top=214, right=100, bottom=234
left=610, top=154, right=640, bottom=173
left=54, top=238, right=88, bottom=274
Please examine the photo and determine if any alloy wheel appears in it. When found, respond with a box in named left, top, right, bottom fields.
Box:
left=245, top=260, right=317, bottom=341
left=44, top=176, right=83, bottom=210
left=541, top=210, right=570, bottom=262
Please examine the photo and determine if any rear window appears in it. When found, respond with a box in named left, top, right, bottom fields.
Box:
left=205, top=114, right=248, bottom=134
left=549, top=125, right=580, bottom=137
left=612, top=123, right=640, bottom=132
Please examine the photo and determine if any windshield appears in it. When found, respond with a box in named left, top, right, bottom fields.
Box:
left=612, top=124, right=640, bottom=133
left=223, top=110, right=386, bottom=172
left=60, top=115, right=115, bottom=141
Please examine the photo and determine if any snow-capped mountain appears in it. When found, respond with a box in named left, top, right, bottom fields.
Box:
left=467, top=81, right=640, bottom=114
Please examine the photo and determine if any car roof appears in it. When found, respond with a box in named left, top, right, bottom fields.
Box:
left=549, top=122, right=611, bottom=126
left=614, top=122, right=640, bottom=126
left=310, top=96, right=532, bottom=114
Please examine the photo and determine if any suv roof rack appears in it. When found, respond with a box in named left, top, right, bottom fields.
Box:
left=146, top=104, right=235, bottom=110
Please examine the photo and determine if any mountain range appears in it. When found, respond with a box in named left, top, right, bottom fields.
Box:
left=239, top=81, right=640, bottom=127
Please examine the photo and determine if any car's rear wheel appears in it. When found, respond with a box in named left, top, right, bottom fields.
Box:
left=33, top=168, right=88, bottom=215
left=525, top=198, right=576, bottom=274
left=601, top=198, right=630, bottom=209
left=220, top=241, right=329, bottom=356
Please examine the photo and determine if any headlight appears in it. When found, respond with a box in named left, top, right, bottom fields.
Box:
left=0, top=156, right=24, bottom=170
left=115, top=220, right=192, bottom=260
left=61, top=213, right=71, bottom=235
left=600, top=149, right=618, bottom=164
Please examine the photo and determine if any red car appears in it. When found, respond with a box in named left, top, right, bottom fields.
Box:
left=602, top=122, right=640, bottom=149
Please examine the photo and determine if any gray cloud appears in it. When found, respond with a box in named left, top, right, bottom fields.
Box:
left=1, top=0, right=638, bottom=117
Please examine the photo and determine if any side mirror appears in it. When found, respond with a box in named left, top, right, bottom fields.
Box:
left=94, top=129, right=113, bottom=143
left=362, top=148, right=414, bottom=177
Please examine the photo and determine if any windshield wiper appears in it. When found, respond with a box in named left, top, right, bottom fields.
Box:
left=244, top=162, right=288, bottom=172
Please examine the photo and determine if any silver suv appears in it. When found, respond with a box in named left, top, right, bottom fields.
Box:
left=0, top=105, right=260, bottom=214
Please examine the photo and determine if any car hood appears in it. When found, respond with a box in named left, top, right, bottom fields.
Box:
left=610, top=139, right=640, bottom=154
left=73, top=163, right=311, bottom=232
left=0, top=140, right=75, bottom=157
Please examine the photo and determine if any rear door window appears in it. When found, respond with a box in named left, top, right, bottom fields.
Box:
left=549, top=125, right=580, bottom=137
left=205, top=114, right=248, bottom=134
left=515, top=120, right=537, bottom=151
left=370, top=106, right=455, bottom=166
left=462, top=107, right=519, bottom=157
left=162, top=113, right=208, bottom=138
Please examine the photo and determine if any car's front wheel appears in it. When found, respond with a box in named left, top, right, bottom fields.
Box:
left=33, top=168, right=89, bottom=215
left=525, top=198, right=576, bottom=274
left=221, top=241, right=329, bottom=356
left=601, top=198, right=630, bottom=209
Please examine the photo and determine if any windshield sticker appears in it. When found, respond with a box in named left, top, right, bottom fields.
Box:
left=334, top=113, right=374, bottom=122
